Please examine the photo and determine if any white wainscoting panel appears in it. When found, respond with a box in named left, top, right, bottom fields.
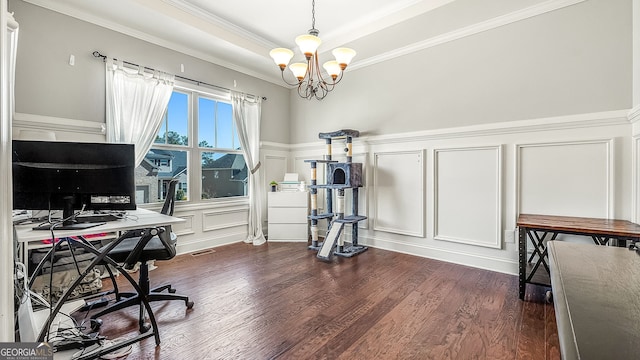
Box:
left=373, top=150, right=425, bottom=237
left=171, top=211, right=195, bottom=236
left=433, top=145, right=502, bottom=248
left=202, top=207, right=249, bottom=232
left=517, top=139, right=613, bottom=218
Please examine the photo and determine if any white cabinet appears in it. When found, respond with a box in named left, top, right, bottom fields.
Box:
left=268, top=191, right=309, bottom=242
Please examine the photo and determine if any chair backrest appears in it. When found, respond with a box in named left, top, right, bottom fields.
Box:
left=161, top=179, right=179, bottom=216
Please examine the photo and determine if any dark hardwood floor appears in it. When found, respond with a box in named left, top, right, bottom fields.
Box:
left=82, top=242, right=559, bottom=359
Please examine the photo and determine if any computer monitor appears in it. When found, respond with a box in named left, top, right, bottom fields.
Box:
left=12, top=140, right=137, bottom=229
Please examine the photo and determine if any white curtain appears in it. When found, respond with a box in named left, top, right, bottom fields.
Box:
left=232, top=92, right=266, bottom=246
left=105, top=58, right=174, bottom=166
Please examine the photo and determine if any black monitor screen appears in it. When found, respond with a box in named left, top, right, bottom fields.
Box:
left=12, top=140, right=136, bottom=227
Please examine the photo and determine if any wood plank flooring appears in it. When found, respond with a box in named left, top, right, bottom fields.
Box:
left=81, top=242, right=559, bottom=359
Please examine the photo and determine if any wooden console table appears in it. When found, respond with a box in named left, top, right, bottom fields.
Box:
left=517, top=214, right=640, bottom=300
left=548, top=241, right=640, bottom=359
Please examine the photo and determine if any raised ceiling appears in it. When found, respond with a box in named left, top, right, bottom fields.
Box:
left=22, top=0, right=460, bottom=85
left=21, top=0, right=577, bottom=87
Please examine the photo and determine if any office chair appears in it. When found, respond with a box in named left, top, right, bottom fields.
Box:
left=91, top=179, right=194, bottom=333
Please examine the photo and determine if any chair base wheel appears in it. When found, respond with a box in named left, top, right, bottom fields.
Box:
left=140, top=323, right=151, bottom=333
left=169, top=288, right=177, bottom=294
left=186, top=301, right=194, bottom=309
left=90, top=318, right=103, bottom=331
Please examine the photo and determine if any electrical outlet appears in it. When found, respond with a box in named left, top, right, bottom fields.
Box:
left=504, top=229, right=515, bottom=243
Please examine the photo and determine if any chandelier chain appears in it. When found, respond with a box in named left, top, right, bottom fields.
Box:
left=311, top=0, right=316, bottom=30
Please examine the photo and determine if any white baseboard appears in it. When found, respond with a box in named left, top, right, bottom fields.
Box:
left=176, top=231, right=246, bottom=255
left=359, top=235, right=518, bottom=275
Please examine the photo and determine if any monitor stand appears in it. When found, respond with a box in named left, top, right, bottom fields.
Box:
left=32, top=195, right=106, bottom=230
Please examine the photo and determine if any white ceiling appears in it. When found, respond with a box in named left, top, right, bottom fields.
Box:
left=23, top=0, right=457, bottom=84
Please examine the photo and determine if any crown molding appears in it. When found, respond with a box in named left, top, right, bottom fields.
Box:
left=350, top=0, right=586, bottom=71
left=321, top=0, right=455, bottom=51
left=21, top=0, right=283, bottom=86
left=162, top=0, right=277, bottom=49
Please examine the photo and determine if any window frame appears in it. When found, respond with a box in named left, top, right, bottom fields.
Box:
left=139, top=81, right=248, bottom=206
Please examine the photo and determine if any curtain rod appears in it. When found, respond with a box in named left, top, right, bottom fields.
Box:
left=92, top=51, right=266, bottom=101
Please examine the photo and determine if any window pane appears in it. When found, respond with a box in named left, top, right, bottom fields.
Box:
left=201, top=152, right=247, bottom=199
left=198, top=97, right=215, bottom=148
left=135, top=149, right=189, bottom=203
left=157, top=92, right=189, bottom=145
left=216, top=102, right=234, bottom=149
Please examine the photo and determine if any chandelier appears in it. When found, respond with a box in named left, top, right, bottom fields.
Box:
left=269, top=0, right=356, bottom=100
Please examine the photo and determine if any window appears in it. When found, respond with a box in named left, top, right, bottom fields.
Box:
left=135, top=86, right=247, bottom=204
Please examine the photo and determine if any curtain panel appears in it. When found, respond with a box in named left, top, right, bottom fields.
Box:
left=232, top=92, right=266, bottom=246
left=105, top=58, right=175, bottom=166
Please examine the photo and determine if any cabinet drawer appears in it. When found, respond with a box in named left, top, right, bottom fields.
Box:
left=268, top=224, right=308, bottom=241
left=268, top=191, right=308, bottom=207
left=268, top=207, right=308, bottom=223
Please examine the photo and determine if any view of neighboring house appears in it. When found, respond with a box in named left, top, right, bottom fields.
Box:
left=135, top=150, right=247, bottom=204
left=135, top=150, right=187, bottom=204
left=202, top=153, right=247, bottom=199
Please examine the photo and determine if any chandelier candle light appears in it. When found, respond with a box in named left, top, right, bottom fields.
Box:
left=269, top=0, right=356, bottom=100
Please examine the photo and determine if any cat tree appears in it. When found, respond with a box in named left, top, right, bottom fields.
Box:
left=305, top=129, right=367, bottom=261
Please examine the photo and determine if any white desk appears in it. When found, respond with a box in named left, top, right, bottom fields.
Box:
left=14, top=208, right=184, bottom=359
left=15, top=208, right=184, bottom=264
left=15, top=208, right=183, bottom=243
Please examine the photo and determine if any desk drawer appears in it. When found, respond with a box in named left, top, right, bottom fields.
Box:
left=268, top=191, right=308, bottom=207
left=268, top=207, right=308, bottom=223
left=268, top=224, right=308, bottom=241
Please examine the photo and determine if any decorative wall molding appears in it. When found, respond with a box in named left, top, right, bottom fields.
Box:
left=433, top=145, right=503, bottom=249
left=362, top=110, right=629, bottom=145
left=142, top=198, right=248, bottom=213
left=260, top=141, right=290, bottom=151
left=13, top=112, right=105, bottom=135
left=515, top=138, right=614, bottom=219
left=288, top=110, right=630, bottom=151
left=351, top=0, right=587, bottom=71
left=172, top=211, right=195, bottom=236
left=373, top=150, right=425, bottom=237
left=629, top=106, right=640, bottom=136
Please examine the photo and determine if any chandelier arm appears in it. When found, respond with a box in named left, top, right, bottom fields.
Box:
left=328, top=71, right=345, bottom=86
left=313, top=52, right=332, bottom=86
left=280, top=69, right=304, bottom=87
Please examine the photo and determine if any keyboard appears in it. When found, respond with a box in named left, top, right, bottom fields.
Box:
left=75, top=213, right=121, bottom=223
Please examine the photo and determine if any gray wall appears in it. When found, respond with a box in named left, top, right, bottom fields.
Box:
left=8, top=0, right=291, bottom=143
left=289, top=0, right=632, bottom=143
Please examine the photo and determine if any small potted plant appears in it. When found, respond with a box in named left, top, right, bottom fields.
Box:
left=269, top=180, right=278, bottom=192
